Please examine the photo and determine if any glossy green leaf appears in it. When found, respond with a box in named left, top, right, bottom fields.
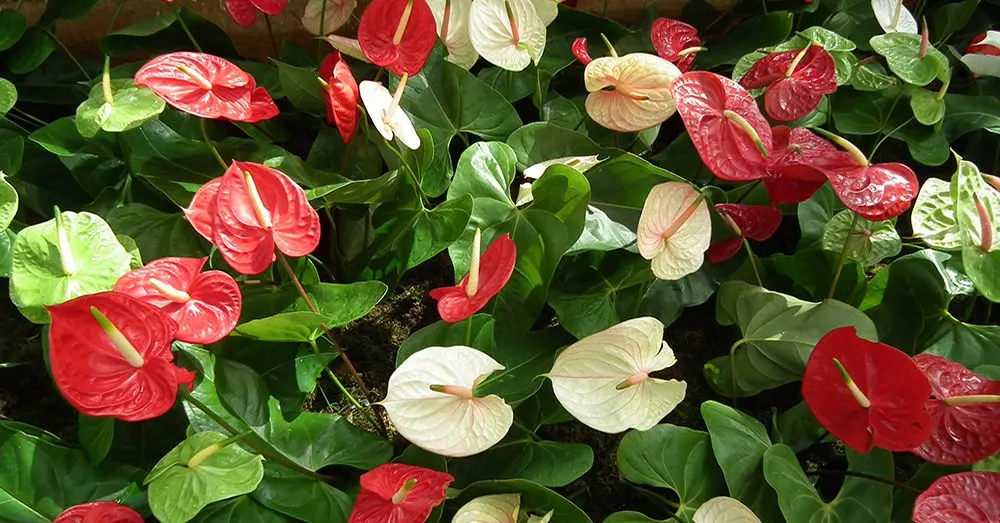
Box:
left=869, top=33, right=950, bottom=87
left=276, top=61, right=325, bottom=115
left=505, top=122, right=602, bottom=170
left=0, top=10, right=26, bottom=52
left=305, top=171, right=399, bottom=205
left=765, top=249, right=867, bottom=305
left=616, top=424, right=726, bottom=522
left=216, top=358, right=270, bottom=428
left=548, top=254, right=651, bottom=338
left=952, top=156, right=1000, bottom=301
left=449, top=479, right=592, bottom=523
left=146, top=431, right=264, bottom=523
left=931, top=0, right=979, bottom=37
left=448, top=428, right=593, bottom=488
left=566, top=206, right=636, bottom=255
left=250, top=463, right=351, bottom=523
left=764, top=444, right=893, bottom=523
left=698, top=13, right=793, bottom=69
left=10, top=211, right=132, bottom=323
left=474, top=325, right=574, bottom=404
left=0, top=229, right=15, bottom=278
left=850, top=62, right=896, bottom=91
left=101, top=8, right=238, bottom=58
left=0, top=134, right=22, bottom=177
left=122, top=119, right=226, bottom=206
left=107, top=204, right=209, bottom=260
left=911, top=177, right=960, bottom=250
left=701, top=401, right=782, bottom=523
left=771, top=402, right=825, bottom=453
left=585, top=154, right=684, bottom=229
left=797, top=184, right=842, bottom=250
left=4, top=28, right=54, bottom=74
left=236, top=281, right=388, bottom=342
left=38, top=0, right=98, bottom=24
left=191, top=496, right=286, bottom=523
left=0, top=78, right=15, bottom=115
left=78, top=414, right=114, bottom=465
left=941, top=93, right=1000, bottom=141
left=831, top=87, right=901, bottom=135
left=0, top=172, right=16, bottom=231
left=396, top=314, right=495, bottom=365
left=820, top=210, right=901, bottom=267
left=907, top=85, right=945, bottom=126
left=76, top=79, right=166, bottom=137
left=705, top=281, right=878, bottom=397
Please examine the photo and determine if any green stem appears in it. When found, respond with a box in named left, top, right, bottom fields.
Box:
left=805, top=470, right=920, bottom=493
left=464, top=316, right=473, bottom=346
left=868, top=117, right=914, bottom=162
left=175, top=10, right=203, bottom=52
left=45, top=30, right=91, bottom=80
left=200, top=119, right=228, bottom=170
left=106, top=0, right=126, bottom=35
left=264, top=15, right=280, bottom=58
left=734, top=180, right=761, bottom=204
left=308, top=339, right=378, bottom=425
left=10, top=107, right=46, bottom=127
left=743, top=238, right=763, bottom=287
left=828, top=213, right=860, bottom=300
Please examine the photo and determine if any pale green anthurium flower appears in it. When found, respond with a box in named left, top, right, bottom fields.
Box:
left=427, top=0, right=479, bottom=69
left=359, top=78, right=421, bottom=150
left=693, top=497, right=762, bottom=523
left=547, top=317, right=687, bottom=434
left=529, top=0, right=561, bottom=25
left=523, top=155, right=604, bottom=180
left=637, top=182, right=710, bottom=281
left=469, top=0, right=546, bottom=71
left=451, top=494, right=520, bottom=523
left=527, top=509, right=555, bottom=523
left=871, top=0, right=918, bottom=33
left=585, top=53, right=681, bottom=132
left=323, top=35, right=370, bottom=62
left=301, top=0, right=356, bottom=36
left=381, top=346, right=514, bottom=457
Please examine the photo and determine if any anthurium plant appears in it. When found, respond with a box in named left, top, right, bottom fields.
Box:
left=5, top=0, right=1000, bottom=521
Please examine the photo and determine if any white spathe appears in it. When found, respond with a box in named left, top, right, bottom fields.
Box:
left=359, top=80, right=421, bottom=150
left=693, top=497, right=762, bottom=523
left=526, top=510, right=554, bottom=523
left=637, top=182, right=711, bottom=281
left=427, top=0, right=479, bottom=70
left=469, top=0, right=546, bottom=72
left=301, top=0, right=357, bottom=36
left=962, top=44, right=1000, bottom=78
left=382, top=346, right=514, bottom=457
left=547, top=317, right=687, bottom=434
left=529, top=0, right=561, bottom=25
left=523, top=155, right=604, bottom=180
left=452, top=494, right=520, bottom=523
left=584, top=53, right=682, bottom=133
left=871, top=0, right=918, bottom=33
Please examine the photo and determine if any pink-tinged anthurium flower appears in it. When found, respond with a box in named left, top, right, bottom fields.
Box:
left=319, top=52, right=360, bottom=143
left=469, top=0, right=546, bottom=72
left=637, top=182, right=711, bottom=281
left=53, top=502, right=144, bottom=523
left=572, top=37, right=593, bottom=65
left=547, top=317, right=687, bottom=433
left=802, top=326, right=932, bottom=453
left=183, top=161, right=321, bottom=275
left=872, top=0, right=918, bottom=33
left=453, top=494, right=520, bottom=523
left=114, top=257, right=242, bottom=345
left=358, top=0, right=437, bottom=76
left=134, top=52, right=278, bottom=123
left=650, top=18, right=703, bottom=72
left=349, top=463, right=454, bottom=523
left=226, top=0, right=287, bottom=26
left=739, top=44, right=837, bottom=122
left=911, top=354, right=1000, bottom=465
left=671, top=71, right=772, bottom=181
left=913, top=472, right=1000, bottom=522
left=693, top=497, right=762, bottom=523
left=585, top=53, right=681, bottom=132
left=427, top=0, right=479, bottom=69
left=430, top=229, right=516, bottom=322
left=962, top=31, right=1000, bottom=78
left=301, top=0, right=357, bottom=36
left=708, top=204, right=781, bottom=263
left=382, top=346, right=514, bottom=456
left=359, top=77, right=421, bottom=150
left=47, top=292, right=195, bottom=422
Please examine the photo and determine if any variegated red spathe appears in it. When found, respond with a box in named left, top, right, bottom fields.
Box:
left=53, top=502, right=144, bottom=523
left=47, top=292, right=195, bottom=422
left=319, top=52, right=361, bottom=143
left=739, top=44, right=837, bottom=122
left=183, top=161, right=321, bottom=275
left=358, top=0, right=438, bottom=76
left=650, top=18, right=702, bottom=72
left=114, top=257, right=242, bottom=345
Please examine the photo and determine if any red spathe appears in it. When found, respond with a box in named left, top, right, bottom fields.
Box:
left=430, top=233, right=516, bottom=323
left=348, top=463, right=454, bottom=523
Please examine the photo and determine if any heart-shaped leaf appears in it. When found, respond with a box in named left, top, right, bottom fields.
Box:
left=911, top=177, right=961, bottom=251
left=236, top=281, right=387, bottom=342
left=821, top=210, right=902, bottom=267
left=870, top=33, right=950, bottom=86
left=75, top=79, right=165, bottom=138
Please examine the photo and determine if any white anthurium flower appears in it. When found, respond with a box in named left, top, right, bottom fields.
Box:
left=469, top=0, right=546, bottom=72
left=452, top=494, right=520, bottom=523
left=381, top=346, right=514, bottom=457
left=301, top=0, right=357, bottom=36
left=693, top=497, right=762, bottom=523
left=585, top=53, right=682, bottom=133
left=872, top=0, right=918, bottom=33
left=427, top=0, right=479, bottom=70
left=523, top=154, right=604, bottom=180
left=546, top=317, right=687, bottom=434
left=359, top=77, right=421, bottom=150
left=514, top=182, right=533, bottom=207
left=529, top=0, right=561, bottom=25
left=323, top=35, right=370, bottom=62
left=527, top=510, right=555, bottom=523
left=637, top=182, right=711, bottom=281
left=962, top=31, right=1000, bottom=78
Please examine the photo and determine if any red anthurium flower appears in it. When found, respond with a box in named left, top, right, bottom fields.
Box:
left=184, top=161, right=321, bottom=275
left=822, top=158, right=919, bottom=222
left=47, top=292, right=195, bottom=422
left=226, top=0, right=288, bottom=27
left=319, top=52, right=361, bottom=143
left=967, top=32, right=1000, bottom=56
left=802, top=326, right=932, bottom=453
left=739, top=44, right=837, bottom=122
left=348, top=463, right=454, bottom=523
left=913, top=472, right=1000, bottom=523
left=134, top=52, right=278, bottom=123
left=708, top=203, right=781, bottom=263
left=429, top=229, right=516, bottom=323
left=763, top=126, right=845, bottom=205
left=911, top=354, right=1000, bottom=465
left=650, top=18, right=703, bottom=72
left=54, top=502, right=144, bottom=523
left=358, top=0, right=437, bottom=76
left=671, top=71, right=772, bottom=182
left=114, top=257, right=242, bottom=345
left=572, top=37, right=593, bottom=65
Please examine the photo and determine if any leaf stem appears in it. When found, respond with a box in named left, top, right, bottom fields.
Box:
left=743, top=238, right=763, bottom=287
left=175, top=10, right=203, bottom=52
left=275, top=252, right=388, bottom=437
left=264, top=15, right=280, bottom=58
left=45, top=29, right=91, bottom=80
left=200, top=119, right=228, bottom=170
left=828, top=213, right=859, bottom=300
left=464, top=315, right=473, bottom=346
left=308, top=339, right=381, bottom=427
left=806, top=470, right=921, bottom=493
left=868, top=116, right=914, bottom=162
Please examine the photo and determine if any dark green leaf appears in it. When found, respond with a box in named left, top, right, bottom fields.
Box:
left=38, top=0, right=98, bottom=24
left=698, top=13, right=794, bottom=68
left=216, top=358, right=271, bottom=428
left=236, top=282, right=388, bottom=342
left=505, top=122, right=601, bottom=170
left=250, top=463, right=351, bottom=523
left=396, top=314, right=495, bottom=366
left=0, top=10, right=26, bottom=51
left=276, top=61, right=324, bottom=114
left=771, top=401, right=825, bottom=453
left=101, top=8, right=237, bottom=58
left=4, top=28, right=54, bottom=75
left=77, top=414, right=114, bottom=465
left=448, top=429, right=593, bottom=488
left=832, top=86, right=901, bottom=135
left=585, top=154, right=683, bottom=229
left=941, top=93, right=1000, bottom=140
left=107, top=204, right=209, bottom=260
